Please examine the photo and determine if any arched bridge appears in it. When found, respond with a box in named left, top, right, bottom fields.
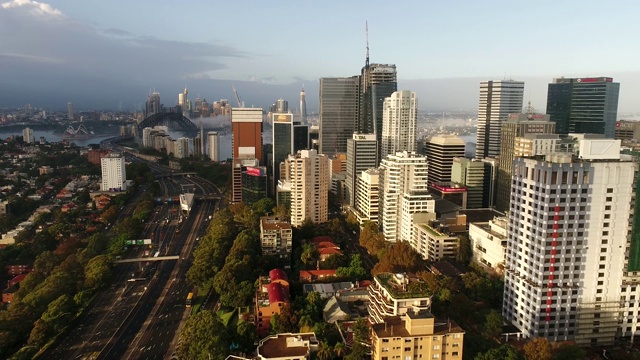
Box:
left=137, top=112, right=198, bottom=133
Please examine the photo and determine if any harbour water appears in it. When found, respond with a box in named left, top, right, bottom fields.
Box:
left=0, top=127, right=477, bottom=161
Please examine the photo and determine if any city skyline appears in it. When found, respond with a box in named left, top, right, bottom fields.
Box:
left=1, top=0, right=640, bottom=113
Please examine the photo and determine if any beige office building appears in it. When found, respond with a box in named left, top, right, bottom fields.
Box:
left=285, top=149, right=329, bottom=226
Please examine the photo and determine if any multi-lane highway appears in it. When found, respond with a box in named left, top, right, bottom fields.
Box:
left=43, top=146, right=221, bottom=360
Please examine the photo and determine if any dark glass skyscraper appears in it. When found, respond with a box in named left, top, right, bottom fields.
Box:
left=319, top=77, right=360, bottom=157
left=272, top=112, right=309, bottom=194
left=546, top=77, right=620, bottom=138
left=359, top=64, right=397, bottom=161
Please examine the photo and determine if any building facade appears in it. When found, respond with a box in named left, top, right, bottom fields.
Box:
left=207, top=131, right=220, bottom=162
left=353, top=168, right=380, bottom=225
left=475, top=80, right=524, bottom=159
left=319, top=77, right=360, bottom=157
left=495, top=113, right=556, bottom=211
left=424, top=134, right=466, bottom=185
left=503, top=139, right=640, bottom=346
left=371, top=310, right=464, bottom=360
left=359, top=63, right=398, bottom=159
left=346, top=133, right=378, bottom=207
left=451, top=158, right=486, bottom=209
left=379, top=152, right=430, bottom=243
left=22, top=128, right=34, bottom=144
left=232, top=107, right=263, bottom=203
left=368, top=272, right=432, bottom=324
left=101, top=152, right=126, bottom=192
left=469, top=217, right=508, bottom=272
left=260, top=217, right=293, bottom=268
left=380, top=90, right=417, bottom=160
left=286, top=150, right=329, bottom=227
left=546, top=77, right=620, bottom=137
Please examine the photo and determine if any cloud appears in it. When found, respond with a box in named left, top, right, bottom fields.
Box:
left=0, top=0, right=246, bottom=107
left=1, top=0, right=62, bottom=17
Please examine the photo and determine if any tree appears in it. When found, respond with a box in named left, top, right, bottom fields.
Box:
left=41, top=294, right=75, bottom=332
left=272, top=203, right=289, bottom=219
left=523, top=338, right=552, bottom=360
left=475, top=344, right=523, bottom=360
left=33, top=251, right=61, bottom=276
left=177, top=310, right=230, bottom=360
left=359, top=221, right=386, bottom=258
left=484, top=310, right=503, bottom=339
left=372, top=241, right=426, bottom=275
left=27, top=319, right=51, bottom=347
left=345, top=342, right=367, bottom=360
left=552, top=343, right=586, bottom=360
left=333, top=342, right=346, bottom=358
left=301, top=243, right=319, bottom=268
left=352, top=317, right=370, bottom=343
left=456, top=235, right=472, bottom=264
left=84, top=255, right=113, bottom=289
left=252, top=197, right=276, bottom=217
left=336, top=255, right=368, bottom=280
left=317, top=341, right=335, bottom=360
left=236, top=321, right=257, bottom=354
left=271, top=304, right=298, bottom=333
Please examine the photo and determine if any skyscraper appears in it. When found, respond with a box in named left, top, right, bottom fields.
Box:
left=424, top=135, right=466, bottom=185
left=546, top=77, right=620, bottom=138
left=451, top=158, right=486, bottom=209
left=495, top=113, right=556, bottom=211
left=286, top=150, right=329, bottom=227
left=346, top=133, right=378, bottom=207
left=232, top=108, right=263, bottom=203
left=379, top=151, right=431, bottom=243
left=475, top=80, right=524, bottom=159
left=145, top=91, right=161, bottom=118
left=232, top=108, right=263, bottom=160
left=360, top=63, right=398, bottom=158
left=101, top=152, right=127, bottom=192
left=67, top=102, right=74, bottom=120
left=22, top=127, right=34, bottom=144
left=381, top=90, right=417, bottom=160
left=272, top=112, right=309, bottom=194
left=319, top=77, right=360, bottom=157
left=300, top=87, right=307, bottom=123
left=207, top=131, right=220, bottom=162
left=178, top=87, right=189, bottom=115
left=503, top=138, right=639, bottom=346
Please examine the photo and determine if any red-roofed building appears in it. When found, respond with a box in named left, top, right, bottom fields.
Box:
left=56, top=188, right=73, bottom=200
left=8, top=274, right=27, bottom=288
left=318, top=247, right=343, bottom=261
left=5, top=264, right=32, bottom=277
left=256, top=269, right=291, bottom=337
left=269, top=268, right=289, bottom=285
left=311, top=237, right=343, bottom=261
left=300, top=269, right=338, bottom=283
left=311, top=236, right=333, bottom=244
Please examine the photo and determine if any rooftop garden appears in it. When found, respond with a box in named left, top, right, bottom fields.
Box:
left=376, top=273, right=432, bottom=299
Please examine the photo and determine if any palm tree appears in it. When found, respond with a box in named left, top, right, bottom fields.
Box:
left=317, top=341, right=334, bottom=360
left=333, top=342, right=346, bottom=359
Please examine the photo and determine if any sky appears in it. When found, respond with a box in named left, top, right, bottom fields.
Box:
left=1, top=0, right=639, bottom=113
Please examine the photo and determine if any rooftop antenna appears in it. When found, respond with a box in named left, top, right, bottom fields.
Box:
left=365, top=21, right=370, bottom=69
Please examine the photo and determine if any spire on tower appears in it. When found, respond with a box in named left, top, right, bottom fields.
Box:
left=365, top=21, right=370, bottom=69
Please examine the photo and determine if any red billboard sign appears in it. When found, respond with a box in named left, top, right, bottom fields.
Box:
left=246, top=167, right=263, bottom=176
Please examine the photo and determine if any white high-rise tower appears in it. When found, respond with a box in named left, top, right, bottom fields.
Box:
left=101, top=153, right=127, bottom=192
left=379, top=151, right=432, bottom=244
left=381, top=90, right=417, bottom=160
left=300, top=87, right=307, bottom=123
left=503, top=138, right=640, bottom=346
left=67, top=102, right=74, bottom=120
left=475, top=80, right=524, bottom=159
left=208, top=131, right=220, bottom=162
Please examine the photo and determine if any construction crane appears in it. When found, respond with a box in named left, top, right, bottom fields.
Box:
left=231, top=84, right=245, bottom=108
